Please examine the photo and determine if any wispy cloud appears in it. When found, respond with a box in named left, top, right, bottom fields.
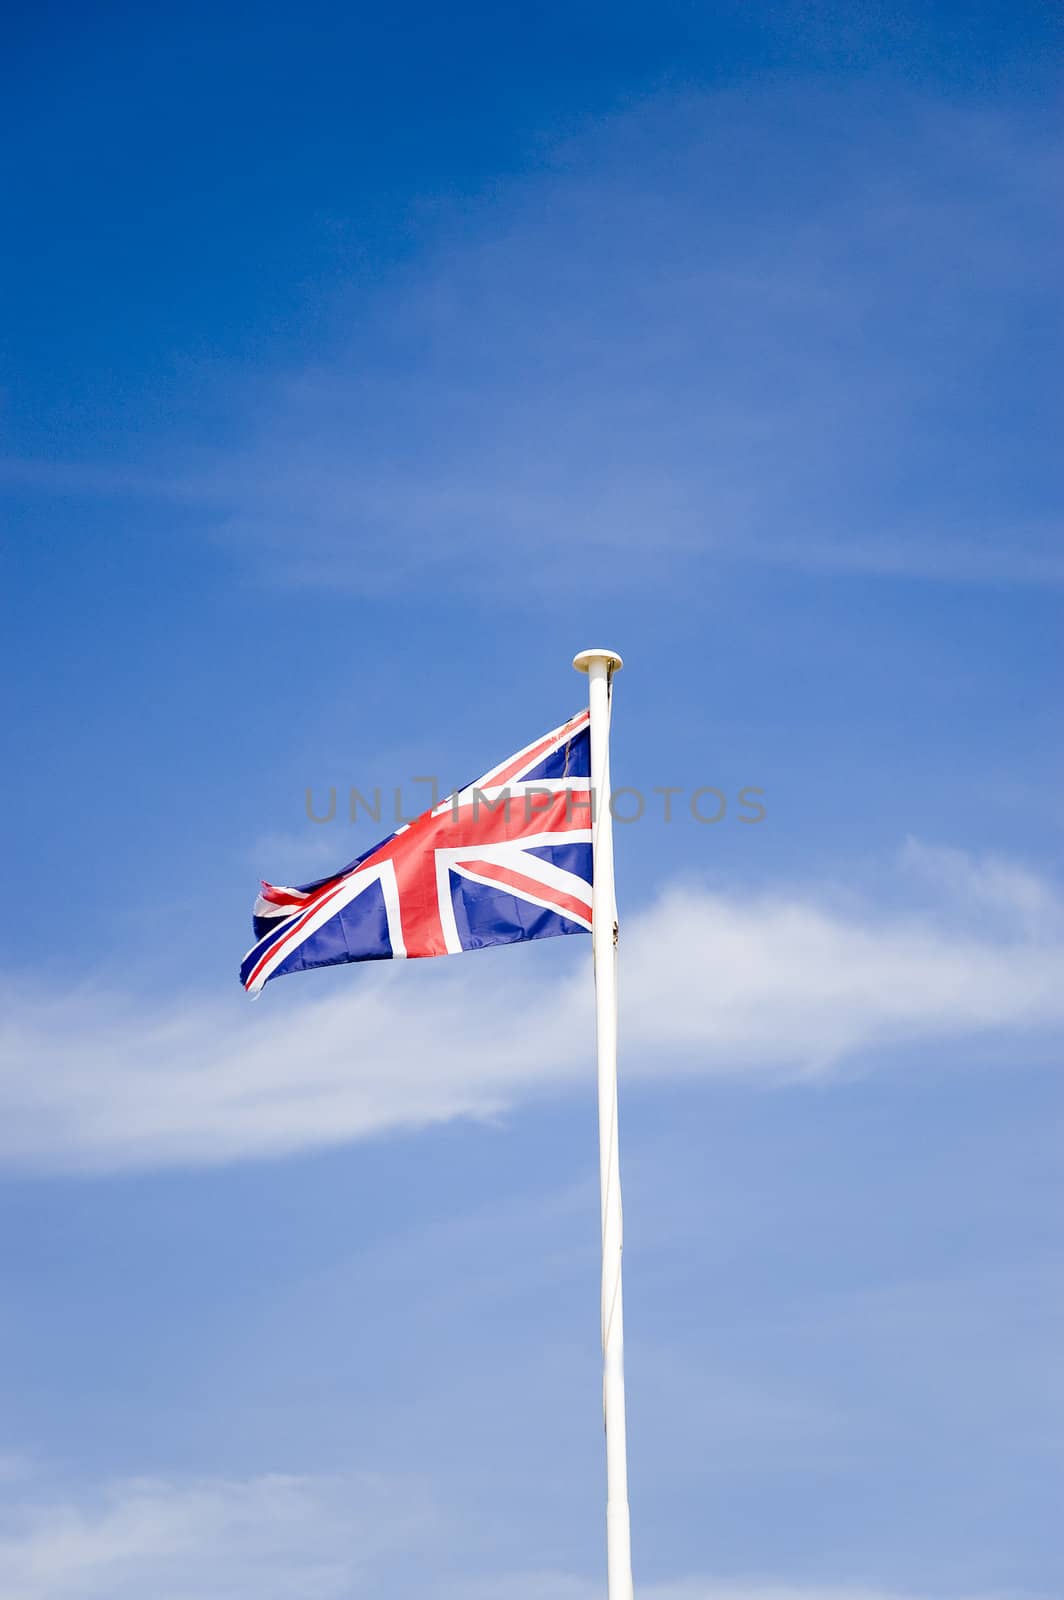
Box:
left=452, top=1580, right=1024, bottom=1600
left=0, top=1463, right=1037, bottom=1600
left=249, top=828, right=363, bottom=880
left=650, top=1585, right=1038, bottom=1600
left=214, top=76, right=1064, bottom=588
left=4, top=88, right=1059, bottom=592
left=898, top=839, right=1064, bottom=938
left=0, top=1469, right=438, bottom=1600
left=0, top=845, right=1060, bottom=1174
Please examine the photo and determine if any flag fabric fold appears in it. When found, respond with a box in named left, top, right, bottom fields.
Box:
left=240, top=710, right=593, bottom=995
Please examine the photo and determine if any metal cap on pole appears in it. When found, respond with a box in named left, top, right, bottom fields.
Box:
left=573, top=648, right=624, bottom=675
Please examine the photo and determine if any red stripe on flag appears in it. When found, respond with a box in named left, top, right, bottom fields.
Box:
left=456, top=858, right=592, bottom=925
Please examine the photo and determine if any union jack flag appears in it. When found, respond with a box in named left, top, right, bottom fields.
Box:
left=240, top=711, right=594, bottom=995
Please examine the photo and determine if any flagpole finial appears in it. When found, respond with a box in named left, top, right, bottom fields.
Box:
left=573, top=648, right=623, bottom=674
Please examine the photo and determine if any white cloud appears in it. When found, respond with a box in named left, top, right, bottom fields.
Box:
left=0, top=1470, right=438, bottom=1600
left=444, top=1573, right=1028, bottom=1600
left=0, top=1466, right=1036, bottom=1600
left=0, top=846, right=1061, bottom=1175
left=898, top=839, right=1063, bottom=938
left=634, top=1586, right=1025, bottom=1600
left=622, top=877, right=1064, bottom=1073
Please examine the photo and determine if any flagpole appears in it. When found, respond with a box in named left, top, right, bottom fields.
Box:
left=573, top=647, right=633, bottom=1600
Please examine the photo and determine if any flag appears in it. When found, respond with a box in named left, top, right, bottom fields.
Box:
left=240, top=710, right=593, bottom=995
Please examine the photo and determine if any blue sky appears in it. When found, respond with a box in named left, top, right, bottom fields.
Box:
left=1, top=2, right=1062, bottom=1596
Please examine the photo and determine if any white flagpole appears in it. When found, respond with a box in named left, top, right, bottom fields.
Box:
left=573, top=647, right=633, bottom=1600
